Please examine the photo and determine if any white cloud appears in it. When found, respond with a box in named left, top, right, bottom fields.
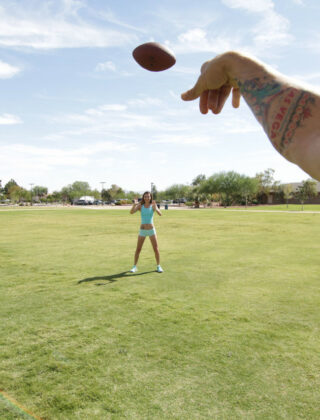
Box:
left=151, top=134, right=212, bottom=146
left=171, top=66, right=199, bottom=75
left=223, top=119, right=261, bottom=134
left=86, top=104, right=127, bottom=114
left=252, top=10, right=292, bottom=47
left=0, top=2, right=137, bottom=49
left=289, top=72, right=320, bottom=83
left=95, top=61, right=116, bottom=72
left=222, top=0, right=273, bottom=13
left=221, top=0, right=293, bottom=52
left=0, top=60, right=21, bottom=78
left=170, top=28, right=240, bottom=54
left=0, top=141, right=136, bottom=169
left=127, top=97, right=163, bottom=107
left=178, top=28, right=206, bottom=44
left=305, top=33, right=320, bottom=55
left=0, top=113, right=22, bottom=125
left=97, top=10, right=146, bottom=33
left=49, top=103, right=169, bottom=137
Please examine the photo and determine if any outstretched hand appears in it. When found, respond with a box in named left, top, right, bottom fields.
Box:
left=181, top=56, right=241, bottom=115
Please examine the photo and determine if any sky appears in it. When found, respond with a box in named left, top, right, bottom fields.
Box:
left=1, top=0, right=320, bottom=193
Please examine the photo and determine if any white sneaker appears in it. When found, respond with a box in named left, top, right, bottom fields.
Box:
left=157, top=265, right=163, bottom=273
left=130, top=265, right=137, bottom=273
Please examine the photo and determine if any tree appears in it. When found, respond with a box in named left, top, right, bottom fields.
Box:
left=191, top=174, right=206, bottom=186
left=91, top=189, right=101, bottom=200
left=212, top=171, right=244, bottom=206
left=32, top=186, right=48, bottom=197
left=101, top=189, right=112, bottom=202
left=0, top=180, right=4, bottom=201
left=71, top=181, right=91, bottom=196
left=8, top=185, right=29, bottom=203
left=281, top=184, right=294, bottom=208
left=151, top=184, right=158, bottom=200
left=164, top=184, right=190, bottom=201
left=47, top=191, right=62, bottom=203
left=60, top=181, right=92, bottom=203
left=125, top=190, right=141, bottom=200
left=295, top=179, right=318, bottom=210
left=190, top=174, right=206, bottom=202
left=32, top=186, right=48, bottom=202
left=4, top=179, right=18, bottom=196
left=255, top=168, right=280, bottom=203
left=198, top=172, right=258, bottom=206
left=155, top=190, right=167, bottom=201
left=198, top=175, right=220, bottom=203
left=107, top=184, right=125, bottom=200
left=238, top=176, right=259, bottom=207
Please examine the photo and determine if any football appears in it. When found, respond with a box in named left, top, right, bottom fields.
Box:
left=132, top=42, right=176, bottom=72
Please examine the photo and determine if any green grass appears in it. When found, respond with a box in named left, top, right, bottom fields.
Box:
left=226, top=204, right=320, bottom=211
left=0, top=208, right=319, bottom=419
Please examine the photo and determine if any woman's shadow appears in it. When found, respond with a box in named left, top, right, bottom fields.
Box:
left=78, top=270, right=155, bottom=286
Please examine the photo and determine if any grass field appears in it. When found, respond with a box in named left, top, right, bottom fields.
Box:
left=226, top=204, right=320, bottom=212
left=0, top=207, right=319, bottom=419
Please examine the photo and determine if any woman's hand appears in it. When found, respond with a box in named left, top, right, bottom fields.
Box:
left=152, top=200, right=162, bottom=216
left=130, top=199, right=140, bottom=214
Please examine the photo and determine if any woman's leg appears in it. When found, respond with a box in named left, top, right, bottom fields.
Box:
left=149, top=234, right=160, bottom=265
left=134, top=235, right=146, bottom=265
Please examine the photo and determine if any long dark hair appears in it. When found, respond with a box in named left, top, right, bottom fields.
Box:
left=140, top=191, right=153, bottom=206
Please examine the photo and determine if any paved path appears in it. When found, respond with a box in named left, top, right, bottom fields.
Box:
left=1, top=205, right=320, bottom=214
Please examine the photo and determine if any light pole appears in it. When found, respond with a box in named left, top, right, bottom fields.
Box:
left=100, top=181, right=106, bottom=202
left=151, top=182, right=154, bottom=195
left=29, top=183, right=34, bottom=205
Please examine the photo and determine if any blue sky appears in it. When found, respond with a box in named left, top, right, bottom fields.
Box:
left=1, top=0, right=320, bottom=193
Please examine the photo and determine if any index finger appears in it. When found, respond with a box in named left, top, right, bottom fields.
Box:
left=232, top=88, right=241, bottom=108
left=181, top=74, right=207, bottom=101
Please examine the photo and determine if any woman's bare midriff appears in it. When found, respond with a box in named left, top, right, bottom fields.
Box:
left=140, top=224, right=154, bottom=230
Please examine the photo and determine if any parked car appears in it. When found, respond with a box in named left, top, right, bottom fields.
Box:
left=93, top=200, right=103, bottom=205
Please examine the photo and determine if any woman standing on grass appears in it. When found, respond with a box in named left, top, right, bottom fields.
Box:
left=130, top=191, right=163, bottom=273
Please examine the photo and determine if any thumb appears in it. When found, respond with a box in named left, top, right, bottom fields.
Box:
left=181, top=74, right=206, bottom=101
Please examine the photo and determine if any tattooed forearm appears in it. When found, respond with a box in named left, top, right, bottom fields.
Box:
left=237, top=77, right=316, bottom=153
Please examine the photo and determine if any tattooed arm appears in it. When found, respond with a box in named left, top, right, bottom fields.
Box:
left=181, top=51, right=320, bottom=181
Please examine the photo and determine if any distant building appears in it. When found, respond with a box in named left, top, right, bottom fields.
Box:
left=267, top=181, right=320, bottom=204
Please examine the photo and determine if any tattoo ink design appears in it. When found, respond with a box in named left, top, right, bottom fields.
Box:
left=237, top=77, right=283, bottom=133
left=237, top=77, right=315, bottom=152
left=271, top=91, right=315, bottom=152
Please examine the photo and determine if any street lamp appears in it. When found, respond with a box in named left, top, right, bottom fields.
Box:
left=29, top=183, right=34, bottom=205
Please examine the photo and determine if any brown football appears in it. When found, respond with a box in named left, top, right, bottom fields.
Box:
left=132, top=42, right=176, bottom=72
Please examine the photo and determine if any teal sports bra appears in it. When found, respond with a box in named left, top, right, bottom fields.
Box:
left=141, top=204, right=154, bottom=224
